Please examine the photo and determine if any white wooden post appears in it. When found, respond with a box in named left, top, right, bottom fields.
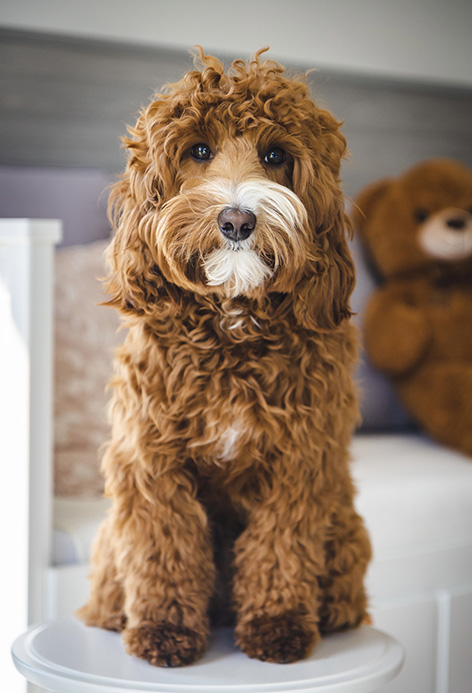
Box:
left=0, top=219, right=62, bottom=693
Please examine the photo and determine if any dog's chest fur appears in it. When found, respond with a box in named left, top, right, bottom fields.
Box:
left=177, top=304, right=286, bottom=462
left=124, top=295, right=354, bottom=474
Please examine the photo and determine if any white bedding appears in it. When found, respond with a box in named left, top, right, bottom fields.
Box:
left=351, top=433, right=472, bottom=558
left=53, top=497, right=111, bottom=565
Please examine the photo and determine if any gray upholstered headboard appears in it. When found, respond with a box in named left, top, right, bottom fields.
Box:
left=1, top=28, right=472, bottom=245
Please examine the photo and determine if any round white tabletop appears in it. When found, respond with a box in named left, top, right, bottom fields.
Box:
left=12, top=618, right=403, bottom=693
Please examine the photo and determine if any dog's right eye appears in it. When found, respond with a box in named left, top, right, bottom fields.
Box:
left=190, top=143, right=213, bottom=161
left=264, top=146, right=287, bottom=166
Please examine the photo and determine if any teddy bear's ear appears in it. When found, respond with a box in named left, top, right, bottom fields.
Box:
left=352, top=179, right=392, bottom=234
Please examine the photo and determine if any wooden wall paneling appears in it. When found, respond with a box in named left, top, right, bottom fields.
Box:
left=1, top=28, right=471, bottom=199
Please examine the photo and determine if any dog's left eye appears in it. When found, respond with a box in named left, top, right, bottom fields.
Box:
left=264, top=146, right=286, bottom=166
left=190, top=143, right=213, bottom=161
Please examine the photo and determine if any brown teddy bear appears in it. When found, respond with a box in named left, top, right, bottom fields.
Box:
left=353, top=159, right=472, bottom=456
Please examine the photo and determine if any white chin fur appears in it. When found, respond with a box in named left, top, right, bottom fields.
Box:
left=204, top=245, right=272, bottom=297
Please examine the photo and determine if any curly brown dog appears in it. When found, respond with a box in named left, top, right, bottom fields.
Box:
left=78, top=49, right=371, bottom=667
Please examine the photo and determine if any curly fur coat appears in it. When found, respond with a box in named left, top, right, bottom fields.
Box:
left=78, top=49, right=371, bottom=667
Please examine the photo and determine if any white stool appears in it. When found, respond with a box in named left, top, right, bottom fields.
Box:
left=12, top=618, right=403, bottom=693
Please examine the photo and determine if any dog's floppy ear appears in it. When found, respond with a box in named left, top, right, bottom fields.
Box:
left=292, top=106, right=355, bottom=331
left=104, top=178, right=167, bottom=315
left=293, top=208, right=355, bottom=330
left=104, top=100, right=183, bottom=314
left=124, top=103, right=180, bottom=210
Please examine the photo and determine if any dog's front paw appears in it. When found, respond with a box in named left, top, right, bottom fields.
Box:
left=76, top=604, right=127, bottom=633
left=235, top=611, right=319, bottom=663
left=123, top=623, right=207, bottom=667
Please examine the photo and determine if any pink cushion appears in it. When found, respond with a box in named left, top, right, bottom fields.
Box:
left=54, top=241, right=121, bottom=497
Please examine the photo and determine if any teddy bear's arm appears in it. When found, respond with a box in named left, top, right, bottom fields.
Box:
left=364, top=286, right=432, bottom=375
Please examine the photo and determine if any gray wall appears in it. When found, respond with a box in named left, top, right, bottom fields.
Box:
left=1, top=29, right=471, bottom=244
left=2, top=0, right=472, bottom=86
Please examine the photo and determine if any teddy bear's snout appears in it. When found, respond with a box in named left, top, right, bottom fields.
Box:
left=446, top=214, right=469, bottom=231
left=419, top=206, right=472, bottom=261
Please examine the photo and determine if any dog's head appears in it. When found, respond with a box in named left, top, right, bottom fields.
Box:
left=107, top=49, right=354, bottom=329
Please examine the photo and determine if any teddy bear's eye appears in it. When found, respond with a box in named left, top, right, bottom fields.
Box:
left=264, top=146, right=286, bottom=166
left=190, top=143, right=213, bottom=161
left=415, top=209, right=429, bottom=223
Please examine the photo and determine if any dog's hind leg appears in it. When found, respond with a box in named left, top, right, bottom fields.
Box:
left=76, top=513, right=126, bottom=632
left=317, top=494, right=372, bottom=634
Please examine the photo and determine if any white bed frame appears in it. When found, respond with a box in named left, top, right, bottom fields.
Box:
left=1, top=219, right=61, bottom=692
left=2, top=220, right=472, bottom=693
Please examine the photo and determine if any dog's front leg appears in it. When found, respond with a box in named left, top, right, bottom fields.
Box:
left=115, top=469, right=216, bottom=667
left=232, top=468, right=326, bottom=663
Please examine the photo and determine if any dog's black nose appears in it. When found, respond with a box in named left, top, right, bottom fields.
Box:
left=217, top=208, right=256, bottom=242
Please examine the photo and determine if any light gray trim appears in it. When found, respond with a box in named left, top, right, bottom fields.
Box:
left=1, top=29, right=471, bottom=197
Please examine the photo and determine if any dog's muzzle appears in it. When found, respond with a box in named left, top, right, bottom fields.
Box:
left=217, top=208, right=256, bottom=242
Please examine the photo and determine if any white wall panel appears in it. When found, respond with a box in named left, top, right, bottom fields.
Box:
left=449, top=587, right=472, bottom=693
left=372, top=597, right=437, bottom=693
